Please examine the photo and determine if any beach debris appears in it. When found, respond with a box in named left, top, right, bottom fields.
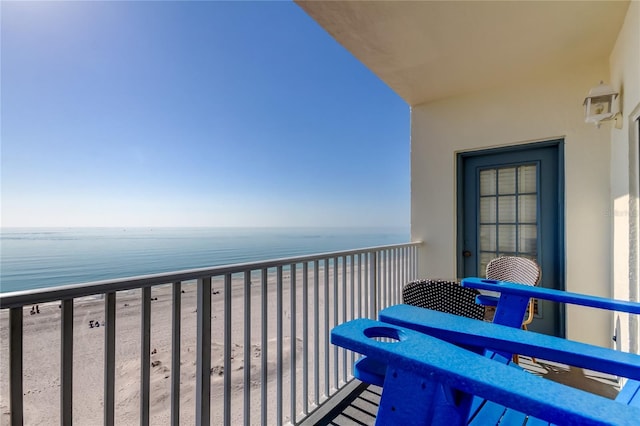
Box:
left=151, top=348, right=157, bottom=355
left=212, top=290, right=220, bottom=295
left=151, top=360, right=161, bottom=367
left=252, top=345, right=261, bottom=358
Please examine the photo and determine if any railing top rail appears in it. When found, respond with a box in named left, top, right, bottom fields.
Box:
left=0, top=241, right=422, bottom=308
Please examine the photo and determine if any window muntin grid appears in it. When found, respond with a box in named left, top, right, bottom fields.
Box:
left=478, top=164, right=538, bottom=276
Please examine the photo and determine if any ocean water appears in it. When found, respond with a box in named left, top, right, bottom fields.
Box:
left=0, top=227, right=409, bottom=293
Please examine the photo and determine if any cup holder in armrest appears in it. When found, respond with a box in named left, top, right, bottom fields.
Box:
left=364, top=326, right=405, bottom=343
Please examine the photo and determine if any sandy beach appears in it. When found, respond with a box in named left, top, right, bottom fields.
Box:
left=0, top=264, right=372, bottom=425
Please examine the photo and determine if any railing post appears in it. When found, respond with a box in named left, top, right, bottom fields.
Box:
left=417, top=245, right=420, bottom=279
left=370, top=251, right=378, bottom=319
left=302, top=262, right=309, bottom=415
left=9, top=307, right=23, bottom=426
left=402, top=247, right=407, bottom=296
left=224, top=273, right=232, bottom=426
left=384, top=250, right=388, bottom=309
left=323, top=258, right=330, bottom=397
left=196, top=277, right=212, bottom=426
left=61, top=299, right=73, bottom=425
left=104, top=292, right=116, bottom=426
left=290, top=264, right=297, bottom=424
left=276, top=266, right=284, bottom=426
left=350, top=254, right=356, bottom=373
left=364, top=254, right=369, bottom=319
left=333, top=257, right=339, bottom=390
left=382, top=250, right=387, bottom=309
left=392, top=248, right=397, bottom=305
left=313, top=260, right=320, bottom=407
left=243, top=271, right=251, bottom=426
left=141, top=286, right=151, bottom=426
left=342, top=256, right=348, bottom=382
left=171, top=282, right=181, bottom=426
left=260, top=268, right=268, bottom=426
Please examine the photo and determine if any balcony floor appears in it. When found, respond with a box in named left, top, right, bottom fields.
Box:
left=319, top=356, right=620, bottom=425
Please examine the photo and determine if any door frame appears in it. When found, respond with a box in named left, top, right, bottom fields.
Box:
left=631, top=104, right=640, bottom=353
left=456, top=139, right=566, bottom=336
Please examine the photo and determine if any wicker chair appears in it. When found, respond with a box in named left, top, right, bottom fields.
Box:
left=485, top=256, right=541, bottom=363
left=403, top=279, right=485, bottom=320
left=485, top=256, right=541, bottom=328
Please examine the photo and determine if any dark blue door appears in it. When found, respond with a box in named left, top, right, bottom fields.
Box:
left=458, top=140, right=565, bottom=337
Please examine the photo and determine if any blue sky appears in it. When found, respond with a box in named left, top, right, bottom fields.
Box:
left=1, top=1, right=410, bottom=228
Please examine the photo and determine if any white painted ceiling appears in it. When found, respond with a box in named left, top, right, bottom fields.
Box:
left=296, top=1, right=630, bottom=106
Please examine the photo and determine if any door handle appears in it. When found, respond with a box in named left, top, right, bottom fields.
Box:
left=462, top=250, right=472, bottom=258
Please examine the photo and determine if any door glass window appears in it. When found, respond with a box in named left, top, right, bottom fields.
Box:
left=478, top=164, right=538, bottom=275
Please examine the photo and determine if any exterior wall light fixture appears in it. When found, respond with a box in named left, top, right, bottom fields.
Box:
left=583, top=81, right=622, bottom=129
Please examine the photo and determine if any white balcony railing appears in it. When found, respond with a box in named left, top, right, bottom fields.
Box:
left=0, top=242, right=421, bottom=425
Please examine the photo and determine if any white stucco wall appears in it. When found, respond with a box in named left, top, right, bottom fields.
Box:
left=610, top=1, right=640, bottom=354
left=411, top=63, right=613, bottom=346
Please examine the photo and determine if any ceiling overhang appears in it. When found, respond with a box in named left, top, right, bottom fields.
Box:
left=296, top=1, right=630, bottom=106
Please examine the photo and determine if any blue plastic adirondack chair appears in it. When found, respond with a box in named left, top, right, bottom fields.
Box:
left=331, top=278, right=640, bottom=425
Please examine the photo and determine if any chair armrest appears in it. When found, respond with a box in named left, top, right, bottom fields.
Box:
left=332, top=318, right=640, bottom=425
left=379, top=304, right=640, bottom=381
left=461, top=277, right=640, bottom=314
